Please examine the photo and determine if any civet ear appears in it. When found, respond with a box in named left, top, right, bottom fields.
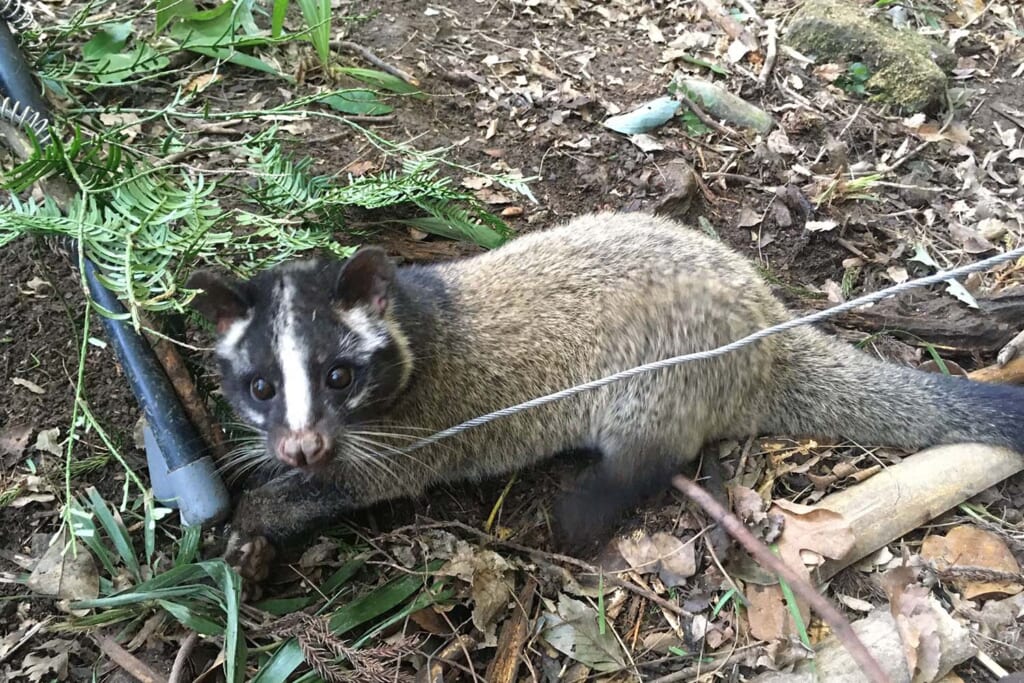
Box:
left=186, top=269, right=252, bottom=333
left=333, top=247, right=395, bottom=316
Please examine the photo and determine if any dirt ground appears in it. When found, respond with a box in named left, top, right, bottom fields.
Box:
left=2, top=0, right=1024, bottom=680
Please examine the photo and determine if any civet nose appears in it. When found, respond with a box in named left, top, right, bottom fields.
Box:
left=277, top=430, right=331, bottom=467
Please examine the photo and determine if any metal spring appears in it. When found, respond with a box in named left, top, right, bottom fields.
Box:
left=0, top=0, right=35, bottom=34
left=0, top=95, right=51, bottom=146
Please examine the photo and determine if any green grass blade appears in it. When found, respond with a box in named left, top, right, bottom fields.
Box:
left=175, top=525, right=201, bottom=566
left=337, top=67, right=422, bottom=96
left=200, top=560, right=245, bottom=683
left=158, top=599, right=225, bottom=636
left=254, top=566, right=436, bottom=681
left=271, top=0, right=289, bottom=38
left=85, top=487, right=142, bottom=582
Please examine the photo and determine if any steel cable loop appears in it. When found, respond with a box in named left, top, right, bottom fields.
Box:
left=400, top=244, right=1024, bottom=454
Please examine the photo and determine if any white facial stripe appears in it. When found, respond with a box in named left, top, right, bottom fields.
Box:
left=237, top=403, right=266, bottom=428
left=276, top=278, right=314, bottom=430
left=216, top=315, right=252, bottom=357
left=345, top=385, right=370, bottom=410
left=342, top=307, right=387, bottom=352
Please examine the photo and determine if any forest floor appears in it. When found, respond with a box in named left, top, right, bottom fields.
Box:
left=2, top=0, right=1024, bottom=681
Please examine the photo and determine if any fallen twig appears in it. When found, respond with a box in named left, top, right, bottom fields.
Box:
left=168, top=632, right=199, bottom=683
left=144, top=318, right=228, bottom=460
left=997, top=328, right=1024, bottom=366
left=331, top=40, right=420, bottom=87
left=697, top=0, right=758, bottom=50
left=988, top=102, right=1024, bottom=130
left=879, top=100, right=956, bottom=174
left=94, top=634, right=168, bottom=683
left=671, top=475, right=889, bottom=683
left=756, top=19, right=778, bottom=88
left=675, top=91, right=741, bottom=140
left=734, top=0, right=765, bottom=26
left=0, top=619, right=49, bottom=665
left=485, top=579, right=536, bottom=683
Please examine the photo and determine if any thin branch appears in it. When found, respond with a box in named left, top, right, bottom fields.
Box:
left=93, top=634, right=168, bottom=683
left=675, top=91, right=741, bottom=139
left=168, top=631, right=199, bottom=683
left=697, top=0, right=758, bottom=49
left=757, top=19, right=778, bottom=88
left=331, top=40, right=420, bottom=87
left=671, top=475, right=889, bottom=683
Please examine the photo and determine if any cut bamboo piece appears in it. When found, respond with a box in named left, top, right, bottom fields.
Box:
left=814, top=443, right=1024, bottom=583
left=968, top=356, right=1024, bottom=384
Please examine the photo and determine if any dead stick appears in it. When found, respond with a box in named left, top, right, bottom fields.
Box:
left=486, top=579, right=536, bottom=683
left=94, top=634, right=168, bottom=683
left=997, top=328, right=1024, bottom=366
left=757, top=19, right=778, bottom=88
left=671, top=475, right=888, bottom=683
left=697, top=0, right=758, bottom=49
left=168, top=631, right=199, bottom=683
left=676, top=91, right=740, bottom=139
left=411, top=519, right=693, bottom=620
left=141, top=317, right=227, bottom=460
left=331, top=40, right=420, bottom=87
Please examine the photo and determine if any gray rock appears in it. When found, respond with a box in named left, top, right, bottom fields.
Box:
left=786, top=0, right=954, bottom=112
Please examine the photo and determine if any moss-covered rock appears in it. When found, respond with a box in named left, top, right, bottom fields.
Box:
left=786, top=0, right=954, bottom=112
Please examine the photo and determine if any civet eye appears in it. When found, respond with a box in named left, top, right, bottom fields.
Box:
left=326, top=365, right=353, bottom=390
left=250, top=377, right=275, bottom=401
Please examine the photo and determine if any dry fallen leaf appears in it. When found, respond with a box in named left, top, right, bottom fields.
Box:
left=438, top=541, right=514, bottom=644
left=461, top=175, right=492, bottom=190
left=184, top=72, right=222, bottom=94
left=343, top=159, right=377, bottom=176
left=912, top=121, right=973, bottom=145
left=805, top=219, right=838, bottom=232
left=920, top=525, right=1022, bottom=600
left=34, top=428, right=62, bottom=457
left=98, top=111, right=143, bottom=143
left=813, top=63, right=845, bottom=83
left=746, top=500, right=857, bottom=640
left=12, top=377, right=45, bottom=395
left=772, top=499, right=856, bottom=571
left=747, top=583, right=796, bottom=641
left=767, top=129, right=799, bottom=156
left=539, top=594, right=627, bottom=672
left=298, top=539, right=337, bottom=569
left=736, top=206, right=762, bottom=228
left=616, top=531, right=697, bottom=587
left=27, top=530, right=100, bottom=607
left=0, top=424, right=32, bottom=464
left=881, top=566, right=943, bottom=683
left=474, top=188, right=513, bottom=204
left=887, top=266, right=910, bottom=284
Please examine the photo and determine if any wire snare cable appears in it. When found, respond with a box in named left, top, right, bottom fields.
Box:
left=400, top=244, right=1024, bottom=454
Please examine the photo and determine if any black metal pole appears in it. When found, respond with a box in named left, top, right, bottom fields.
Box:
left=0, top=11, right=229, bottom=525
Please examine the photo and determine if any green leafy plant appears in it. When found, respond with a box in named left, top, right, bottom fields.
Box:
left=157, top=0, right=289, bottom=79
left=836, top=61, right=871, bottom=96
left=295, top=0, right=333, bottom=69
left=679, top=109, right=711, bottom=136
left=43, top=487, right=451, bottom=681
left=80, top=21, right=170, bottom=86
